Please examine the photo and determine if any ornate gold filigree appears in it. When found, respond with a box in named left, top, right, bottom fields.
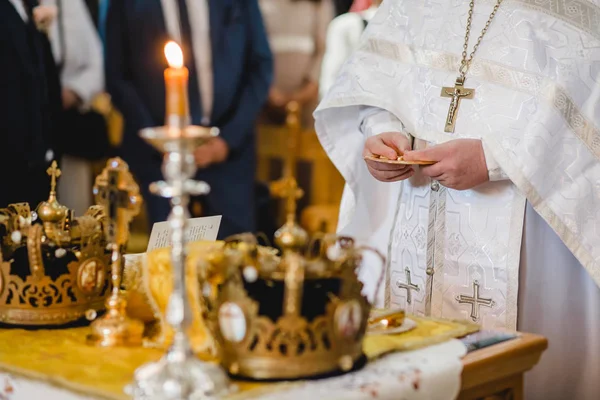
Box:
left=26, top=224, right=44, bottom=280
left=203, top=235, right=384, bottom=381
left=0, top=260, right=108, bottom=325
left=0, top=161, right=111, bottom=327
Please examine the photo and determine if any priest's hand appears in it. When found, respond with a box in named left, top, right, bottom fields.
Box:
left=403, top=139, right=488, bottom=190
left=194, top=137, right=229, bottom=169
left=363, top=132, right=414, bottom=182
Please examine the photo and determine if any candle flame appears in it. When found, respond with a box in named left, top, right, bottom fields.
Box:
left=164, top=41, right=183, bottom=68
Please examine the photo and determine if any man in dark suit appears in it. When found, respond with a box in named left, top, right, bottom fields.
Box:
left=0, top=0, right=62, bottom=208
left=104, top=0, right=272, bottom=239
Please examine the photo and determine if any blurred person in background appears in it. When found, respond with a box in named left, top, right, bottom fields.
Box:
left=259, top=0, right=334, bottom=125
left=319, top=0, right=381, bottom=98
left=45, top=0, right=106, bottom=216
left=348, top=0, right=372, bottom=12
left=104, top=0, right=272, bottom=239
left=0, top=0, right=61, bottom=208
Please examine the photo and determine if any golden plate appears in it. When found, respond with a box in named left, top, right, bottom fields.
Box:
left=368, top=317, right=417, bottom=335
left=364, top=154, right=436, bottom=165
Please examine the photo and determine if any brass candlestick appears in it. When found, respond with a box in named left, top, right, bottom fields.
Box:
left=87, top=158, right=144, bottom=347
left=127, top=124, right=233, bottom=399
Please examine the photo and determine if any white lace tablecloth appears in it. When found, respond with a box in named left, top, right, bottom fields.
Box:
left=0, top=340, right=467, bottom=400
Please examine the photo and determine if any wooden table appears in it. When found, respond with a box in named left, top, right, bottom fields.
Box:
left=460, top=333, right=548, bottom=400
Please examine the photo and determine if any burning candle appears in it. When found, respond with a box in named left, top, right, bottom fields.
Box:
left=164, top=41, right=189, bottom=127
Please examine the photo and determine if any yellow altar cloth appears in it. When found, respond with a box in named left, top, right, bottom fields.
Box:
left=0, top=317, right=477, bottom=400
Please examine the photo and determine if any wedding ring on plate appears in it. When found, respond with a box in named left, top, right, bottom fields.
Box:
left=367, top=309, right=417, bottom=335
left=368, top=309, right=405, bottom=328
left=364, top=154, right=435, bottom=165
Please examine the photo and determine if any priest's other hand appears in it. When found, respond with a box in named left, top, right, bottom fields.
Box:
left=403, top=139, right=488, bottom=190
left=194, top=137, right=229, bottom=169
left=363, top=132, right=414, bottom=182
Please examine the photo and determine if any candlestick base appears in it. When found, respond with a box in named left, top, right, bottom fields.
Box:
left=126, top=348, right=235, bottom=400
left=86, top=293, right=144, bottom=347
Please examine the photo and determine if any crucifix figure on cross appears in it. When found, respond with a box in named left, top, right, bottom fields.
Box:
left=440, top=77, right=475, bottom=133
left=396, top=267, right=420, bottom=305
left=456, top=280, right=495, bottom=322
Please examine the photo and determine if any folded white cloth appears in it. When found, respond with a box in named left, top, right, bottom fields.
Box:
left=246, top=339, right=467, bottom=400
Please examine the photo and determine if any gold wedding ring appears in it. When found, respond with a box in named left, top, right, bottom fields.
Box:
left=364, top=154, right=435, bottom=165
left=368, top=309, right=406, bottom=330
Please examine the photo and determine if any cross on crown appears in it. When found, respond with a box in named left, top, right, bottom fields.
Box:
left=46, top=161, right=61, bottom=194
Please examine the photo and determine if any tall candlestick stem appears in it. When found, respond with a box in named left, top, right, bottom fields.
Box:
left=128, top=125, right=232, bottom=400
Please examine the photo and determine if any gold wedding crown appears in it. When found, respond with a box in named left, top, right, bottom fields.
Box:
left=0, top=161, right=111, bottom=326
left=198, top=102, right=384, bottom=380
left=201, top=223, right=384, bottom=380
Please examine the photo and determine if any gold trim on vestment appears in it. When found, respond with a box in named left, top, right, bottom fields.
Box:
left=481, top=133, right=600, bottom=288
left=429, top=186, right=447, bottom=316
left=510, top=0, right=600, bottom=42
left=361, top=38, right=600, bottom=162
left=384, top=185, right=405, bottom=308
left=505, top=193, right=527, bottom=330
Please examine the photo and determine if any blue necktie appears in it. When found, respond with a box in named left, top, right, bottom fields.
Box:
left=176, top=0, right=203, bottom=125
left=98, top=0, right=109, bottom=45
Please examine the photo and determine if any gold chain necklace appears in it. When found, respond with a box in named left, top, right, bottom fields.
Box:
left=440, top=0, right=504, bottom=133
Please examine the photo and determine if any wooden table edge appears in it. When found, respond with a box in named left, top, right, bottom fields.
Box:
left=460, top=332, right=548, bottom=391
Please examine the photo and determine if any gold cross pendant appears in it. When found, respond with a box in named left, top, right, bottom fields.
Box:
left=440, top=76, right=475, bottom=133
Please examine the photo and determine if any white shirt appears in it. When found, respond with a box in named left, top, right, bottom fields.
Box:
left=319, top=6, right=378, bottom=98
left=8, top=0, right=28, bottom=21
left=161, top=0, right=213, bottom=124
left=46, top=0, right=104, bottom=107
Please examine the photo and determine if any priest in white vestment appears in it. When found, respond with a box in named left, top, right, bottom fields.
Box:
left=314, top=1, right=600, bottom=399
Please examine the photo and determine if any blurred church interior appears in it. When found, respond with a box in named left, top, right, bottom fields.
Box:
left=59, top=0, right=372, bottom=252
